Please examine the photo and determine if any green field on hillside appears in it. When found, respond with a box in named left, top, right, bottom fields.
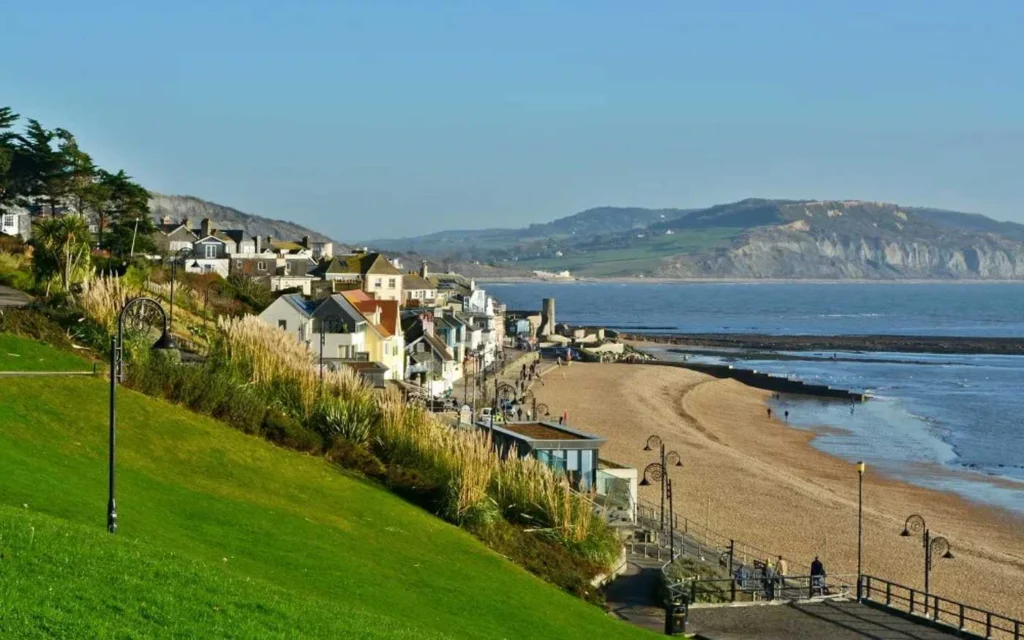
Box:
left=0, top=338, right=649, bottom=638
left=0, top=333, right=94, bottom=372
left=516, top=227, right=742, bottom=276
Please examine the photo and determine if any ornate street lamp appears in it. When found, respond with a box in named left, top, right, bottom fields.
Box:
left=108, top=297, right=178, bottom=534
left=643, top=435, right=682, bottom=531
left=640, top=462, right=666, bottom=529
left=901, top=514, right=953, bottom=615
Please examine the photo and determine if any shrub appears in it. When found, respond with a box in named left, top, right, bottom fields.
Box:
left=470, top=520, right=607, bottom=605
left=385, top=464, right=442, bottom=511
left=315, top=391, right=378, bottom=445
left=263, top=409, right=323, bottom=453
left=0, top=307, right=75, bottom=352
left=326, top=439, right=386, bottom=478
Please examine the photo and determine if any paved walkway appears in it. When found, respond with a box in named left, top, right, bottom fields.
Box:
left=688, top=600, right=965, bottom=640
left=603, top=553, right=667, bottom=633
left=0, top=285, right=31, bottom=308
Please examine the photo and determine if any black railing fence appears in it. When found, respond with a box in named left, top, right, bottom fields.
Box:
left=862, top=575, right=1023, bottom=640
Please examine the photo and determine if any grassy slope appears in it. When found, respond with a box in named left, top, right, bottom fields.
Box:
left=0, top=342, right=649, bottom=639
left=0, top=334, right=94, bottom=372
left=515, top=228, right=742, bottom=277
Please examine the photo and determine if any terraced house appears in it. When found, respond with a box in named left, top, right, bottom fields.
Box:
left=316, top=250, right=404, bottom=302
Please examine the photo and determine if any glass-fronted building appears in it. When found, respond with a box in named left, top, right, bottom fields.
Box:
left=477, top=420, right=606, bottom=491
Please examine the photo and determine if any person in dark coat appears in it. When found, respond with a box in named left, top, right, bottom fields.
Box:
left=810, top=556, right=826, bottom=595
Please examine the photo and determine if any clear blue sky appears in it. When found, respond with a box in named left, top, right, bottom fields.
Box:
left=3, top=1, right=1022, bottom=240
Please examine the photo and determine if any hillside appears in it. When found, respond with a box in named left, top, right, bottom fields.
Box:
left=149, top=193, right=338, bottom=244
left=0, top=336, right=648, bottom=639
left=372, top=199, right=1024, bottom=279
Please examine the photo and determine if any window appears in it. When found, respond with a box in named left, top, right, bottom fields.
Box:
left=388, top=278, right=396, bottom=289
left=1, top=214, right=15, bottom=229
left=257, top=261, right=266, bottom=271
left=278, top=320, right=287, bottom=330
left=204, top=244, right=218, bottom=258
left=374, top=278, right=382, bottom=288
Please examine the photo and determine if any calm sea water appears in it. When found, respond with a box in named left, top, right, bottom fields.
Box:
left=485, top=282, right=1024, bottom=513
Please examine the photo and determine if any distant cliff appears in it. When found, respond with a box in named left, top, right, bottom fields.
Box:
left=371, top=199, right=1024, bottom=279
left=651, top=200, right=1024, bottom=279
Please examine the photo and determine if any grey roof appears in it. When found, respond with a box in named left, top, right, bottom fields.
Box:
left=280, top=293, right=316, bottom=317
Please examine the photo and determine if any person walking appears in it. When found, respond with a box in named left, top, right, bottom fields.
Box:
left=784, top=410, right=790, bottom=422
left=767, top=407, right=772, bottom=419
left=810, top=556, right=826, bottom=596
left=776, top=555, right=789, bottom=589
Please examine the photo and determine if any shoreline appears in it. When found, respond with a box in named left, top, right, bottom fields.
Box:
left=533, top=363, right=1024, bottom=619
left=482, top=276, right=1024, bottom=285
left=627, top=333, right=1024, bottom=355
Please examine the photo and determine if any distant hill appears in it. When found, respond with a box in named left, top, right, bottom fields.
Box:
left=370, top=199, right=1024, bottom=279
left=148, top=194, right=336, bottom=244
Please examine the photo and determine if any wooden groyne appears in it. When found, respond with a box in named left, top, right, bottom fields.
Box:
left=643, top=360, right=868, bottom=401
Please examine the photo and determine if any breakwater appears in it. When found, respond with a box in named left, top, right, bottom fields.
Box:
left=624, top=332, right=1024, bottom=356
left=643, top=360, right=868, bottom=401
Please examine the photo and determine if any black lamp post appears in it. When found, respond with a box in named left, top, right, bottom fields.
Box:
left=167, top=247, right=194, bottom=330
left=667, top=478, right=675, bottom=561
left=108, top=297, right=178, bottom=534
left=640, top=462, right=666, bottom=529
left=643, top=435, right=682, bottom=531
left=901, top=514, right=954, bottom=615
left=857, top=461, right=866, bottom=600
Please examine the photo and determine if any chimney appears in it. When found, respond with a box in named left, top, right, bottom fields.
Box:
left=266, top=235, right=274, bottom=251
left=161, top=215, right=172, bottom=225
left=421, top=312, right=434, bottom=337
left=181, top=218, right=192, bottom=230
left=420, top=260, right=429, bottom=279
left=302, top=235, right=311, bottom=248
left=200, top=218, right=212, bottom=237
left=254, top=234, right=261, bottom=253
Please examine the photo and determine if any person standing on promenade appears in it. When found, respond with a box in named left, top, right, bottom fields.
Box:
left=810, top=556, right=825, bottom=595
left=776, top=555, right=788, bottom=587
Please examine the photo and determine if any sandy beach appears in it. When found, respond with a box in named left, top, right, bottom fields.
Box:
left=533, top=363, right=1024, bottom=619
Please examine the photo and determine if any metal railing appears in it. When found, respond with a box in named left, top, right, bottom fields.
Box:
left=635, top=497, right=812, bottom=577
left=862, top=575, right=1023, bottom=640
left=669, top=574, right=857, bottom=606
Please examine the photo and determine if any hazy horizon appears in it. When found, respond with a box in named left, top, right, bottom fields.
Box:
left=4, top=1, right=1022, bottom=240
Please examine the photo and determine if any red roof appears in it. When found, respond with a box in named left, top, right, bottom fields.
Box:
left=341, top=290, right=399, bottom=338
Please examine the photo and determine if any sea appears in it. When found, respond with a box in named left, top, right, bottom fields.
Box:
left=483, top=281, right=1024, bottom=515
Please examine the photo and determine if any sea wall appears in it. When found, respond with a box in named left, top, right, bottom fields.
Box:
left=643, top=361, right=867, bottom=401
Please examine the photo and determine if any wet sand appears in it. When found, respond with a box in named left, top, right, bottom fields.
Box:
left=533, top=363, right=1024, bottom=619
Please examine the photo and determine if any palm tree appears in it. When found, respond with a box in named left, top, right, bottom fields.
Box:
left=32, top=214, right=92, bottom=296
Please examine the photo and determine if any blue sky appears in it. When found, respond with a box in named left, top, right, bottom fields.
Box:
left=3, top=1, right=1022, bottom=240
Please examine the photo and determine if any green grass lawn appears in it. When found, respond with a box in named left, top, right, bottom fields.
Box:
left=517, top=227, right=742, bottom=277
left=0, top=333, right=94, bottom=372
left=0, top=342, right=651, bottom=638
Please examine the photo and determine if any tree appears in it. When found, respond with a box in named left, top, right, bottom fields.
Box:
left=18, top=120, right=66, bottom=216
left=31, top=215, right=92, bottom=296
left=0, top=107, right=28, bottom=214
left=100, top=170, right=154, bottom=259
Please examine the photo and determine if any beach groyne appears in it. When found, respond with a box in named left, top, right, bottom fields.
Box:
left=642, top=360, right=868, bottom=401
left=624, top=332, right=1024, bottom=356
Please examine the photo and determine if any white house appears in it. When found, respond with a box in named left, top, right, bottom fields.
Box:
left=257, top=294, right=316, bottom=344
left=1, top=211, right=30, bottom=241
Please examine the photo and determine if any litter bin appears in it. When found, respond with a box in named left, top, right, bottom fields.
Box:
left=664, top=598, right=688, bottom=635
